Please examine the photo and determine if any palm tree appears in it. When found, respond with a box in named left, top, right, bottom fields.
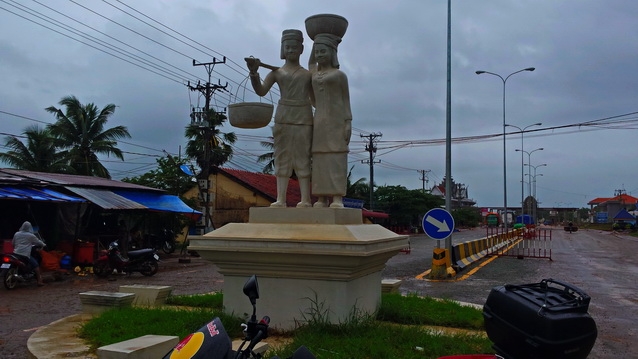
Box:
left=0, top=125, right=73, bottom=173
left=185, top=109, right=236, bottom=174
left=346, top=165, right=368, bottom=201
left=45, top=95, right=130, bottom=179
left=256, top=137, right=274, bottom=174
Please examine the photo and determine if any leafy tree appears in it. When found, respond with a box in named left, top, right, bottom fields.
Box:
left=0, top=125, right=73, bottom=173
left=185, top=109, right=236, bottom=175
left=121, top=155, right=194, bottom=195
left=122, top=155, right=200, bottom=235
left=45, top=95, right=130, bottom=178
left=374, top=185, right=444, bottom=226
left=452, top=207, right=482, bottom=228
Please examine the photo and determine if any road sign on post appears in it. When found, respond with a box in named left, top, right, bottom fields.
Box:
left=422, top=208, right=455, bottom=240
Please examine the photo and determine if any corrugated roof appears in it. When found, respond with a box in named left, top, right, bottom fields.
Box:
left=66, top=187, right=147, bottom=210
left=0, top=169, right=160, bottom=191
left=588, top=194, right=638, bottom=206
left=587, top=197, right=610, bottom=205
left=219, top=168, right=302, bottom=207
left=218, top=168, right=389, bottom=217
left=0, top=186, right=85, bottom=202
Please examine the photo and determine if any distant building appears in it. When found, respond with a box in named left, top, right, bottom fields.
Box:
left=430, top=178, right=476, bottom=209
left=183, top=168, right=387, bottom=234
left=587, top=191, right=638, bottom=223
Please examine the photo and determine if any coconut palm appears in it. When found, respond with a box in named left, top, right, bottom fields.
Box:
left=0, top=125, right=73, bottom=173
left=45, top=95, right=130, bottom=179
left=346, top=165, right=368, bottom=201
left=185, top=108, right=236, bottom=173
left=256, top=137, right=274, bottom=174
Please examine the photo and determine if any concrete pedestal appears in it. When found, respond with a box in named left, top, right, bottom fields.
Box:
left=119, top=285, right=173, bottom=307
left=188, top=207, right=408, bottom=330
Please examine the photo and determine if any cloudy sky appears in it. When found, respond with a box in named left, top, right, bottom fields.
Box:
left=1, top=0, right=637, bottom=210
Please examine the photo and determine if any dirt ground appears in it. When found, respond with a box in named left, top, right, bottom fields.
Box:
left=0, top=252, right=222, bottom=358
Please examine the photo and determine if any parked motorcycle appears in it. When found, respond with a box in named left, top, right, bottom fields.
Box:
left=93, top=241, right=159, bottom=278
left=1, top=245, right=44, bottom=289
left=146, top=228, right=176, bottom=254
left=163, top=275, right=316, bottom=359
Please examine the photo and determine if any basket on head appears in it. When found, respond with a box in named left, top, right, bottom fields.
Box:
left=305, top=14, right=348, bottom=40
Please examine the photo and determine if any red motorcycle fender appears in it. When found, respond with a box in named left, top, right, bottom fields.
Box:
left=94, top=255, right=109, bottom=263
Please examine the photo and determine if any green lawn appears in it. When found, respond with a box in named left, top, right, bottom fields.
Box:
left=79, top=292, right=493, bottom=358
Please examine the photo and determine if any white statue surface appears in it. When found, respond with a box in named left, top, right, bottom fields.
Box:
left=244, top=16, right=352, bottom=209
left=246, top=29, right=313, bottom=208
left=308, top=33, right=352, bottom=208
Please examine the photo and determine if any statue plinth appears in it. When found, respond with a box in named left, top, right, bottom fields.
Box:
left=188, top=207, right=408, bottom=330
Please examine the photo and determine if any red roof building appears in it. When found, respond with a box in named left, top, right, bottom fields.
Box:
left=588, top=193, right=638, bottom=223
left=185, top=168, right=386, bottom=230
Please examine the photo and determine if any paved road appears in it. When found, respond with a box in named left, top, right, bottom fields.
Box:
left=384, top=226, right=637, bottom=358
left=1, top=226, right=635, bottom=358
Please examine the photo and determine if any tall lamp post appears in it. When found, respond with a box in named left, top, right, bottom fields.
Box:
left=476, top=67, right=535, bottom=227
left=505, top=122, right=542, bottom=221
left=526, top=163, right=547, bottom=223
left=516, top=147, right=544, bottom=220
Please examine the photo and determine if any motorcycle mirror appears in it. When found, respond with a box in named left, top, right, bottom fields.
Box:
left=243, top=275, right=259, bottom=305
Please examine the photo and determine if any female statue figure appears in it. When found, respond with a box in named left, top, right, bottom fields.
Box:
left=308, top=33, right=352, bottom=208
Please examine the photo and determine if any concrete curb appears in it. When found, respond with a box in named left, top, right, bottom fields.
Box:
left=27, top=313, right=96, bottom=359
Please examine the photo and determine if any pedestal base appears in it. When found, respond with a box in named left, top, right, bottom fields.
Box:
left=188, top=207, right=408, bottom=330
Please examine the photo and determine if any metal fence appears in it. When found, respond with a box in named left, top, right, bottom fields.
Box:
left=486, top=226, right=552, bottom=260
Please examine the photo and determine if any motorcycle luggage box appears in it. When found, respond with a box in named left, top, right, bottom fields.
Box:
left=482, top=278, right=597, bottom=359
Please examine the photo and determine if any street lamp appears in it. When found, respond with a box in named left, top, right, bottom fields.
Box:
left=505, top=122, right=542, bottom=220
left=526, top=163, right=547, bottom=223
left=516, top=147, right=544, bottom=220
left=476, top=67, right=535, bottom=228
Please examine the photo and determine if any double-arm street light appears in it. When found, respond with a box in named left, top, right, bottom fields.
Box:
left=476, top=67, right=535, bottom=227
left=516, top=148, right=544, bottom=219
left=505, top=122, right=542, bottom=220
left=526, top=163, right=547, bottom=222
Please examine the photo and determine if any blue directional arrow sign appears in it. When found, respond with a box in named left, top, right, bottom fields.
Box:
left=422, top=208, right=455, bottom=240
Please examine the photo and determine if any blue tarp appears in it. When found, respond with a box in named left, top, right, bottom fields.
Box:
left=0, top=186, right=85, bottom=202
left=113, top=190, right=202, bottom=220
left=516, top=214, right=534, bottom=225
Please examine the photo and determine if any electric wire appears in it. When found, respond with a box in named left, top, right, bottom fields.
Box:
left=2, top=2, right=638, bottom=190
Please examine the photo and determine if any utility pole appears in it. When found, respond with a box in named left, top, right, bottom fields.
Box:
left=361, top=133, right=381, bottom=210
left=188, top=57, right=227, bottom=233
left=418, top=170, right=431, bottom=193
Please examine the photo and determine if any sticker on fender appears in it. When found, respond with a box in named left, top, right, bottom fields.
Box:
left=169, top=332, right=204, bottom=358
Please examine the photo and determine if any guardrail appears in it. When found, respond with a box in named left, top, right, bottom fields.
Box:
left=451, top=227, right=522, bottom=269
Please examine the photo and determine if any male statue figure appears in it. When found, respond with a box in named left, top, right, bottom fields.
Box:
left=246, top=29, right=314, bottom=207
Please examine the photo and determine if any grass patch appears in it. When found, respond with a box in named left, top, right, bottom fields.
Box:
left=78, top=306, right=243, bottom=351
left=272, top=320, right=491, bottom=359
left=79, top=292, right=493, bottom=357
left=165, top=291, right=223, bottom=308
left=377, top=293, right=484, bottom=329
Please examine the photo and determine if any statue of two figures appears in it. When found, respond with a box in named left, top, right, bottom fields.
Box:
left=245, top=14, right=351, bottom=209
